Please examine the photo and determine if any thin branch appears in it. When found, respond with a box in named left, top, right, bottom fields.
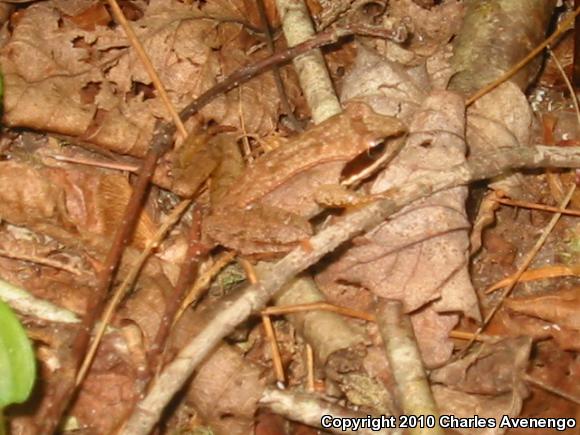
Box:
left=148, top=206, right=208, bottom=373
left=259, top=387, right=401, bottom=435
left=485, top=264, right=580, bottom=294
left=548, top=48, right=580, bottom=126
left=176, top=251, right=236, bottom=319
left=48, top=153, right=139, bottom=172
left=107, top=0, right=187, bottom=138
left=523, top=373, right=580, bottom=405
left=494, top=196, right=580, bottom=217
left=376, top=300, right=442, bottom=435
left=275, top=0, right=342, bottom=123
left=0, top=249, right=86, bottom=276
left=306, top=344, right=315, bottom=391
left=261, top=314, right=286, bottom=384
left=263, top=302, right=494, bottom=342
left=256, top=0, right=303, bottom=131
left=0, top=277, right=79, bottom=324
left=76, top=199, right=192, bottom=386
left=263, top=301, right=374, bottom=321
left=119, top=145, right=580, bottom=434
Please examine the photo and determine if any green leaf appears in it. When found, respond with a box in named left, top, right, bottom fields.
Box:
left=0, top=299, right=36, bottom=408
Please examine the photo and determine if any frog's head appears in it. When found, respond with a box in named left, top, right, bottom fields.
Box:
left=343, top=100, right=407, bottom=151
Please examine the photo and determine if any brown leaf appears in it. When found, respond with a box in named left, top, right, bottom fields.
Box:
left=64, top=2, right=111, bottom=31
left=120, top=281, right=267, bottom=435
left=1, top=0, right=289, bottom=159
left=341, top=44, right=428, bottom=121
left=320, top=92, right=479, bottom=331
left=388, top=0, right=464, bottom=55
left=504, top=287, right=580, bottom=331
left=432, top=387, right=525, bottom=435
left=488, top=309, right=580, bottom=352
left=430, top=337, right=532, bottom=395
left=431, top=337, right=532, bottom=435
left=0, top=160, right=155, bottom=253
left=466, top=82, right=533, bottom=197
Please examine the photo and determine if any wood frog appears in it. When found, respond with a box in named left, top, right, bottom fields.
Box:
left=203, top=102, right=406, bottom=257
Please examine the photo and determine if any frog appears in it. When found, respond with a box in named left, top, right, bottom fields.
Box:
left=203, top=102, right=406, bottom=257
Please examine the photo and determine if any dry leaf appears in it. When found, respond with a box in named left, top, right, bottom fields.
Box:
left=466, top=82, right=533, bottom=197
left=431, top=337, right=532, bottom=435
left=505, top=288, right=580, bottom=331
left=320, top=91, right=479, bottom=366
left=388, top=0, right=464, bottom=55
left=430, top=337, right=532, bottom=395
left=0, top=160, right=155, bottom=253
left=1, top=0, right=288, bottom=159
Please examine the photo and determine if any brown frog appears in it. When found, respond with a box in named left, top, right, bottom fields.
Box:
left=203, top=102, right=406, bottom=257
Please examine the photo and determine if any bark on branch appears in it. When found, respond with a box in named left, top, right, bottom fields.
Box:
left=120, top=145, right=580, bottom=434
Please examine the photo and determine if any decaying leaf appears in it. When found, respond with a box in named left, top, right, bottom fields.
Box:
left=505, top=287, right=580, bottom=331
left=0, top=160, right=156, bottom=253
left=488, top=287, right=580, bottom=351
left=431, top=337, right=532, bottom=435
left=1, top=0, right=288, bottom=158
left=466, top=82, right=534, bottom=197
left=341, top=44, right=428, bottom=121
left=319, top=87, right=479, bottom=367
left=388, top=0, right=464, bottom=55
left=119, top=281, right=268, bottom=434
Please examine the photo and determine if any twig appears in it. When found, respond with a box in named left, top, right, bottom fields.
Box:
left=261, top=314, right=286, bottom=384
left=263, top=301, right=374, bottom=321
left=175, top=251, right=236, bottom=319
left=548, top=47, right=580, bottom=126
left=485, top=264, right=580, bottom=294
left=259, top=387, right=401, bottom=435
left=462, top=184, right=576, bottom=354
left=48, top=153, right=139, bottom=172
left=448, top=330, right=493, bottom=343
left=106, top=0, right=187, bottom=138
left=264, top=302, right=494, bottom=342
left=275, top=0, right=342, bottom=123
left=239, top=257, right=258, bottom=284
left=306, top=344, right=315, bottom=391
left=75, top=199, right=191, bottom=386
left=376, top=300, right=442, bottom=435
left=523, top=373, right=580, bottom=405
left=0, top=249, right=86, bottom=276
left=120, top=145, right=580, bottom=435
left=148, top=205, right=208, bottom=373
left=467, top=6, right=580, bottom=106
left=238, top=86, right=254, bottom=164
left=256, top=0, right=303, bottom=132
left=494, top=196, right=580, bottom=217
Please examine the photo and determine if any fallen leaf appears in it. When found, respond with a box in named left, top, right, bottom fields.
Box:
left=466, top=82, right=533, bottom=198
left=504, top=287, right=580, bottom=331
left=431, top=337, right=532, bottom=435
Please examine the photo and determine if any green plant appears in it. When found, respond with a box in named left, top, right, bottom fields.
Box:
left=0, top=299, right=36, bottom=435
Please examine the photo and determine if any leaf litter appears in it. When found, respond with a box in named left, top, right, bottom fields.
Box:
left=0, top=0, right=578, bottom=434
